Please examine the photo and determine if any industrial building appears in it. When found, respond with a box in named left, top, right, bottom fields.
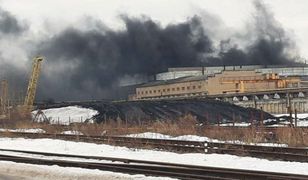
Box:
left=130, top=70, right=301, bottom=100
left=128, top=65, right=308, bottom=114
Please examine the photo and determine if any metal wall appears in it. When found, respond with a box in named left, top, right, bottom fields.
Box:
left=157, top=66, right=308, bottom=81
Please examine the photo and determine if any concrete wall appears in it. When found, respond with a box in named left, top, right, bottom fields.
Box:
left=235, top=98, right=308, bottom=114
left=257, top=67, right=308, bottom=76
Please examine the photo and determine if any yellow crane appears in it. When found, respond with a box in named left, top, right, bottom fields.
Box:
left=0, top=80, right=8, bottom=119
left=23, top=56, right=44, bottom=112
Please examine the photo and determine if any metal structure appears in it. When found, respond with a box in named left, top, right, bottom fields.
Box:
left=157, top=65, right=308, bottom=81
left=24, top=56, right=44, bottom=111
left=220, top=74, right=300, bottom=93
left=33, top=109, right=49, bottom=123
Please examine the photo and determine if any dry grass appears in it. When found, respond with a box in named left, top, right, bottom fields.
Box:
left=275, top=128, right=308, bottom=147
left=1, top=113, right=307, bottom=147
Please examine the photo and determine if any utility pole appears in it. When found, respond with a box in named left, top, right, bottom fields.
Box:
left=286, top=92, right=294, bottom=127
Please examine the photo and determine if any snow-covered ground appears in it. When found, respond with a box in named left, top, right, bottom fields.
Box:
left=0, top=128, right=46, bottom=133
left=32, top=106, right=98, bottom=125
left=126, top=132, right=288, bottom=147
left=0, top=161, right=170, bottom=180
left=127, top=132, right=214, bottom=142
left=0, top=137, right=306, bottom=176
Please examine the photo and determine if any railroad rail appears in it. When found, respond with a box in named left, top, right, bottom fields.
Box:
left=0, top=131, right=307, bottom=162
left=0, top=149, right=307, bottom=180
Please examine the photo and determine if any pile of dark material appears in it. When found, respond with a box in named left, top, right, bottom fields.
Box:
left=37, top=99, right=275, bottom=124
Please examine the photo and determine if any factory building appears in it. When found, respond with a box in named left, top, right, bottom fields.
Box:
left=130, top=70, right=301, bottom=100
left=156, top=65, right=308, bottom=81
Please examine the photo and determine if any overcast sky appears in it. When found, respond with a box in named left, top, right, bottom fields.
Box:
left=0, top=0, right=307, bottom=59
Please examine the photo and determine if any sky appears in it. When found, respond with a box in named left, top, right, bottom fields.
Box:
left=1, top=0, right=308, bottom=59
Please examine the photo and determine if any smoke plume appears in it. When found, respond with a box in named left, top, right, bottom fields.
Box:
left=0, top=0, right=302, bottom=101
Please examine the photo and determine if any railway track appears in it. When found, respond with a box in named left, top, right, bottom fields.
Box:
left=0, top=131, right=307, bottom=162
left=0, top=149, right=307, bottom=180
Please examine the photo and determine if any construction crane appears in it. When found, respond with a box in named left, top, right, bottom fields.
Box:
left=0, top=80, right=8, bottom=119
left=23, top=56, right=44, bottom=112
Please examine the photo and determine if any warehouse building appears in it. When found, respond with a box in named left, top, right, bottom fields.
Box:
left=130, top=70, right=301, bottom=100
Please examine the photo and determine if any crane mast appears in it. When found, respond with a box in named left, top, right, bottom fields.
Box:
left=0, top=80, right=8, bottom=117
left=24, top=56, right=44, bottom=111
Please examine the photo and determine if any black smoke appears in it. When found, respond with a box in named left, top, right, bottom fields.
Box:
left=0, top=0, right=303, bottom=101
left=36, top=16, right=212, bottom=100
left=205, top=0, right=298, bottom=66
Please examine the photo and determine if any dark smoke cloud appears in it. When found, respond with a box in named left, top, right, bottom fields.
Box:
left=0, top=0, right=302, bottom=101
left=205, top=0, right=298, bottom=66
left=36, top=16, right=212, bottom=100
left=0, top=7, right=26, bottom=35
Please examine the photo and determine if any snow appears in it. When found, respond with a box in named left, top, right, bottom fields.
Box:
left=32, top=106, right=98, bottom=125
left=126, top=132, right=287, bottom=147
left=127, top=132, right=173, bottom=139
left=217, top=113, right=308, bottom=127
left=61, top=130, right=83, bottom=135
left=274, top=113, right=308, bottom=119
left=0, top=161, right=171, bottom=180
left=297, top=121, right=308, bottom=126
left=272, top=113, right=308, bottom=127
left=0, top=128, right=45, bottom=133
left=217, top=122, right=251, bottom=127
left=0, top=137, right=306, bottom=176
left=127, top=132, right=211, bottom=142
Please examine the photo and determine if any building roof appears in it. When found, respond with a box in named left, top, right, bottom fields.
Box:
left=138, top=75, right=209, bottom=88
left=167, top=65, right=308, bottom=72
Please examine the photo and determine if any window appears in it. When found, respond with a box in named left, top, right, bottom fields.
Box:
left=149, top=90, right=152, bottom=94
left=145, top=91, right=148, bottom=94
left=167, top=88, right=170, bottom=92
left=141, top=91, right=144, bottom=94
left=158, top=90, right=161, bottom=93
left=187, top=86, right=190, bottom=90
left=177, top=87, right=180, bottom=91
left=172, top=88, right=175, bottom=91
left=137, top=91, right=140, bottom=95
left=198, top=85, right=202, bottom=89
left=163, top=89, right=166, bottom=92
left=154, top=90, right=156, bottom=93
left=193, top=86, right=196, bottom=89
left=182, top=87, right=185, bottom=90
